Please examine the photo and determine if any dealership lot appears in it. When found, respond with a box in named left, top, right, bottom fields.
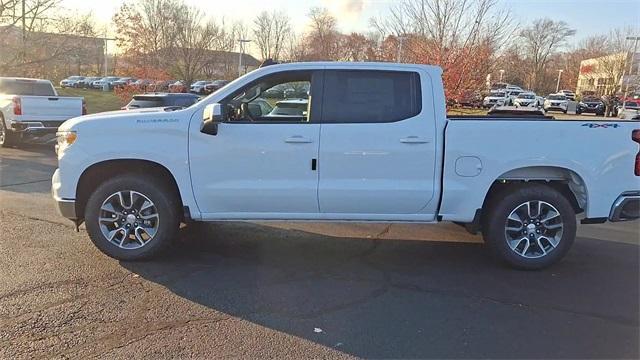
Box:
left=0, top=145, right=638, bottom=359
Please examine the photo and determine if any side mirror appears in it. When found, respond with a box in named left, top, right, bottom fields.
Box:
left=200, top=103, right=223, bottom=135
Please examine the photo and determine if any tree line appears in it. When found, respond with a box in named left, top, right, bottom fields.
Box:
left=1, top=0, right=637, bottom=99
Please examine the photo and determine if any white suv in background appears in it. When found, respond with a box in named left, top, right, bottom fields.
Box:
left=513, top=92, right=541, bottom=107
left=59, top=76, right=85, bottom=88
left=559, top=90, right=576, bottom=101
left=483, top=90, right=510, bottom=108
left=544, top=94, right=569, bottom=113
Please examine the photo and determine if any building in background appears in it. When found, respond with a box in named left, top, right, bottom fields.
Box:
left=576, top=52, right=639, bottom=96
left=202, top=51, right=261, bottom=79
left=0, top=25, right=105, bottom=81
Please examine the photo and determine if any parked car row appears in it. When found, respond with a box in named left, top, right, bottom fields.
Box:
left=188, top=80, right=230, bottom=94
left=59, top=75, right=230, bottom=95
left=477, top=83, right=627, bottom=117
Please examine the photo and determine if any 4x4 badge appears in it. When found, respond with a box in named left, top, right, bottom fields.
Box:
left=582, top=123, right=619, bottom=128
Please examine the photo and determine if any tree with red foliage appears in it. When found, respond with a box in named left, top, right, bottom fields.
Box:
left=371, top=0, right=513, bottom=103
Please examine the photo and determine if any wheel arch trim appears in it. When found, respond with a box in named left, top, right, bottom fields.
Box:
left=74, top=158, right=193, bottom=221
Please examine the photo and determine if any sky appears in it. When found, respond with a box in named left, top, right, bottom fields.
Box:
left=60, top=0, right=640, bottom=54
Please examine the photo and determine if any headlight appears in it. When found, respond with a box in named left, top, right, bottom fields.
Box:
left=55, top=131, right=77, bottom=154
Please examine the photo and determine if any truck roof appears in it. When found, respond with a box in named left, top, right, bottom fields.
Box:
left=256, top=61, right=443, bottom=75
left=0, top=77, right=52, bottom=84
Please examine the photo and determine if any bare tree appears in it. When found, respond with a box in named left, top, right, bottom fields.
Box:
left=519, top=18, right=576, bottom=92
left=306, top=7, right=341, bottom=60
left=370, top=0, right=513, bottom=100
left=252, top=10, right=290, bottom=61
left=114, top=0, right=181, bottom=71
left=282, top=32, right=306, bottom=62
left=0, top=0, right=103, bottom=78
left=172, top=4, right=222, bottom=84
left=339, top=32, right=378, bottom=61
left=0, top=0, right=20, bottom=28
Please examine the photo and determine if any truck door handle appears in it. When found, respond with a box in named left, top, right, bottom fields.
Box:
left=400, top=136, right=429, bottom=144
left=285, top=136, right=313, bottom=143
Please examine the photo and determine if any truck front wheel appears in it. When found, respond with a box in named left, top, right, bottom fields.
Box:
left=482, top=184, right=576, bottom=270
left=85, top=174, right=180, bottom=260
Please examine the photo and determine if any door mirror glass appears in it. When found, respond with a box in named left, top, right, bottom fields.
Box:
left=201, top=103, right=223, bottom=135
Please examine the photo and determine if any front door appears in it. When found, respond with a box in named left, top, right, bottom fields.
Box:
left=318, top=69, right=437, bottom=217
left=189, top=70, right=321, bottom=218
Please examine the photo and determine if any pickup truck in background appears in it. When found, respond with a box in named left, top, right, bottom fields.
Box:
left=52, top=62, right=640, bottom=269
left=0, top=77, right=85, bottom=147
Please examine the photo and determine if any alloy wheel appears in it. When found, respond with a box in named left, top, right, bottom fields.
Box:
left=98, top=190, right=160, bottom=249
left=504, top=200, right=563, bottom=259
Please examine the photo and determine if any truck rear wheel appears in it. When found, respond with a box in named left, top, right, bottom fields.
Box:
left=0, top=116, right=18, bottom=148
left=482, top=184, right=576, bottom=270
left=84, top=174, right=180, bottom=260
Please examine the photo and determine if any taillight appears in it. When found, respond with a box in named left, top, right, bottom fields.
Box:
left=633, top=130, right=640, bottom=176
left=12, top=96, right=21, bottom=115
left=82, top=99, right=87, bottom=115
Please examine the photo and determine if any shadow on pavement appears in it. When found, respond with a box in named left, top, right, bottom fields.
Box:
left=0, top=144, right=56, bottom=193
left=122, top=222, right=640, bottom=359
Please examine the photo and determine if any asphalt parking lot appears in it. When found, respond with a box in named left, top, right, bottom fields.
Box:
left=1, top=144, right=638, bottom=359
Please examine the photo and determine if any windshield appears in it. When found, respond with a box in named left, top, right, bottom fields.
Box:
left=517, top=94, right=535, bottom=99
left=624, top=102, right=639, bottom=108
left=68, top=76, right=83, bottom=80
left=0, top=80, right=56, bottom=96
left=548, top=95, right=566, bottom=100
left=491, top=92, right=506, bottom=97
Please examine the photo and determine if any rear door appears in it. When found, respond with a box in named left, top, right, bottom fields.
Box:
left=317, top=69, right=438, bottom=217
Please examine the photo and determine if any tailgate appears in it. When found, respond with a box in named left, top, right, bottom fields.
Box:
left=20, top=96, right=83, bottom=119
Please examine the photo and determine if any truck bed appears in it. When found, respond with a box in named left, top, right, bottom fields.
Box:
left=439, top=117, right=639, bottom=222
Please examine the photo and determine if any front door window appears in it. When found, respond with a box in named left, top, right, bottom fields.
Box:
left=223, top=72, right=312, bottom=123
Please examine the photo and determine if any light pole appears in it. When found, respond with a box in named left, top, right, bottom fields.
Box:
left=237, top=39, right=252, bottom=77
left=102, top=36, right=116, bottom=77
left=555, top=69, right=564, bottom=93
left=499, top=69, right=505, bottom=82
left=396, top=35, right=407, bottom=63
left=621, top=36, right=639, bottom=111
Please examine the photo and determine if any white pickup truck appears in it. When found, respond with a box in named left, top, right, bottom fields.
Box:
left=52, top=62, right=640, bottom=269
left=0, top=77, right=85, bottom=147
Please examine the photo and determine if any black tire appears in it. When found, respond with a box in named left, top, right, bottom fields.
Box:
left=482, top=183, right=576, bottom=270
left=85, top=174, right=180, bottom=261
left=0, top=115, right=18, bottom=148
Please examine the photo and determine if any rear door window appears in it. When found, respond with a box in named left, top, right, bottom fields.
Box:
left=321, top=70, right=421, bottom=123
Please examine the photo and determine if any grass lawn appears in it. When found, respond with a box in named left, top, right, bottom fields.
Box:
left=57, top=88, right=123, bottom=114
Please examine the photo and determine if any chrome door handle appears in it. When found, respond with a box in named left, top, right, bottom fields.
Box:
left=285, top=136, right=313, bottom=143
left=400, top=136, right=430, bottom=144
